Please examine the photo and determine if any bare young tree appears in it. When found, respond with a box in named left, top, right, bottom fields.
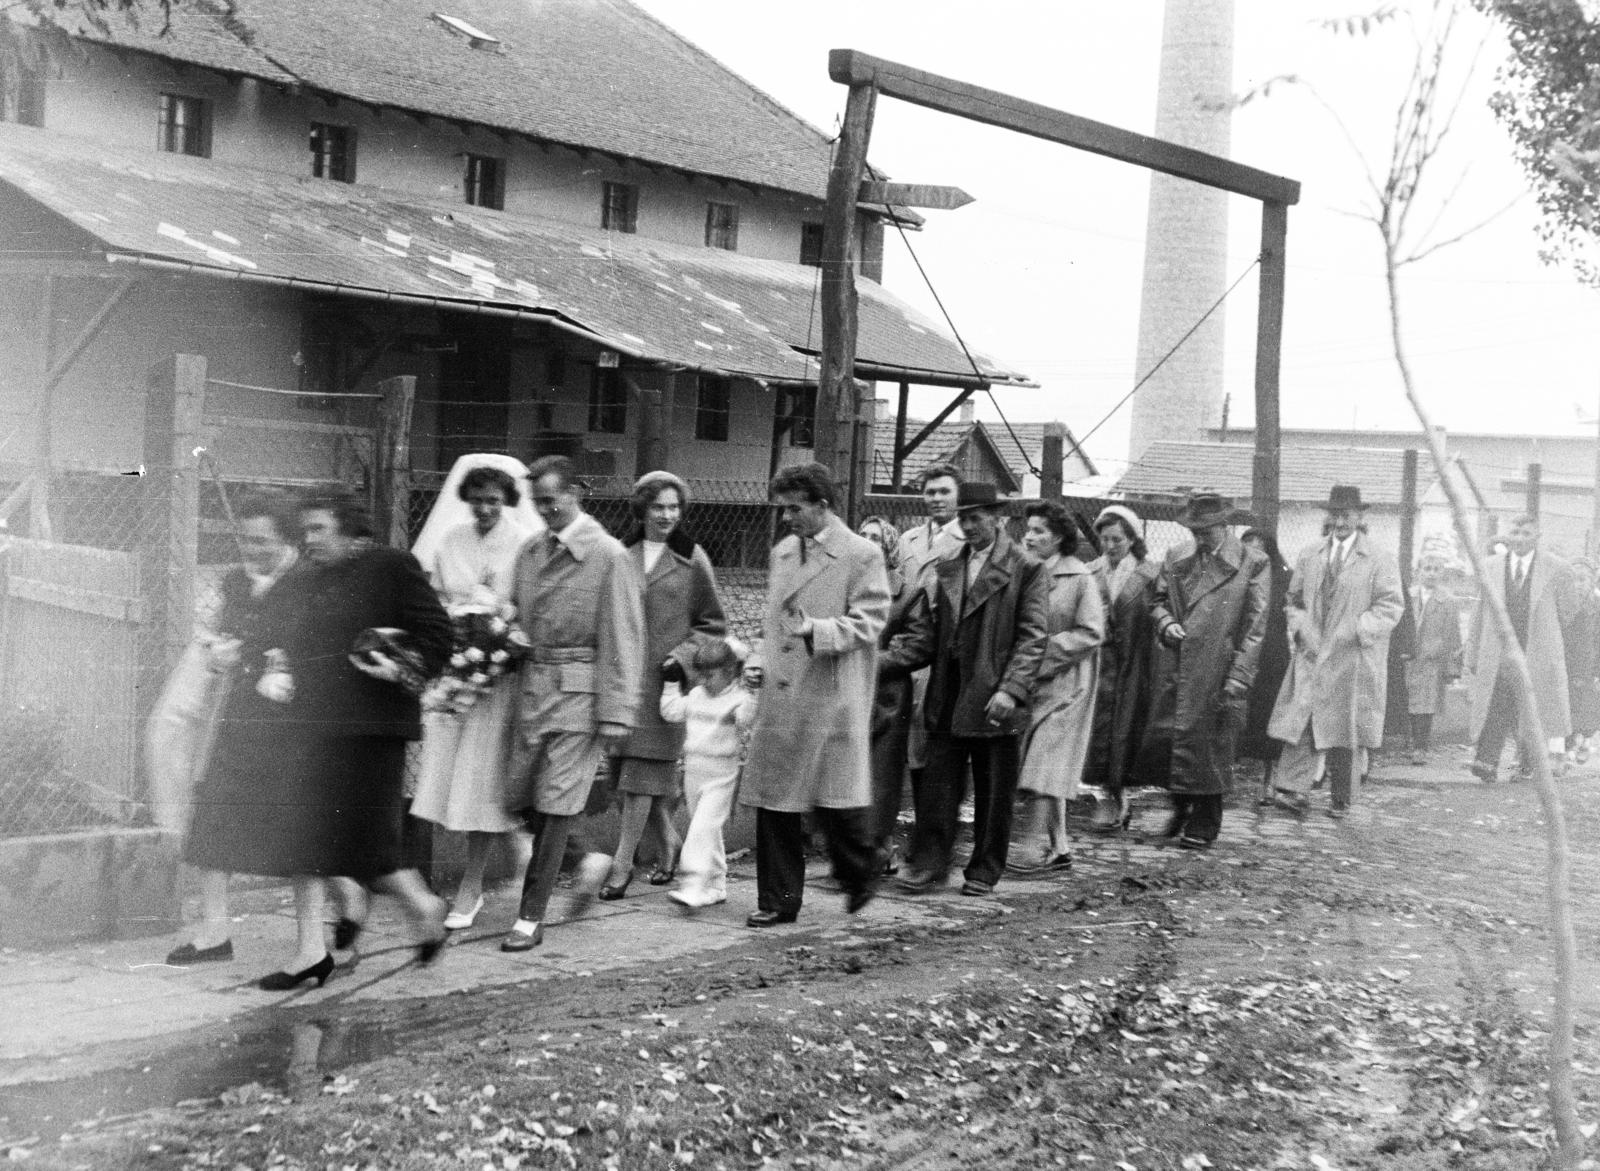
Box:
left=1243, top=3, right=1584, bottom=1164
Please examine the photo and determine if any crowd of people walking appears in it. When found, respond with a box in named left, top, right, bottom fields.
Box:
left=158, top=450, right=1581, bottom=985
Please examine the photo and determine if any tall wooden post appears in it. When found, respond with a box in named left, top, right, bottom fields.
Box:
left=375, top=375, right=417, bottom=548
left=1252, top=201, right=1288, bottom=537
left=1526, top=462, right=1543, bottom=519
left=633, top=374, right=675, bottom=479
left=817, top=82, right=878, bottom=493
left=891, top=380, right=911, bottom=491
left=1399, top=447, right=1419, bottom=584
left=848, top=378, right=872, bottom=524
left=1041, top=422, right=1066, bottom=499
left=145, top=354, right=205, bottom=668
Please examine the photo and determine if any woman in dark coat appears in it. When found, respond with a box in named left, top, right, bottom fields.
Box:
left=1082, top=505, right=1161, bottom=832
left=165, top=490, right=303, bottom=966
left=861, top=515, right=917, bottom=871
left=1238, top=529, right=1292, bottom=789
left=264, top=489, right=454, bottom=990
left=601, top=471, right=726, bottom=899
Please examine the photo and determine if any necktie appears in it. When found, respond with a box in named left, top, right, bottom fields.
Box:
left=1515, top=558, right=1527, bottom=590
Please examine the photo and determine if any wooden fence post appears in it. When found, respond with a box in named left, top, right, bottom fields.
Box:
left=145, top=353, right=205, bottom=668
left=1399, top=448, right=1419, bottom=583
left=375, top=375, right=417, bottom=548
left=1526, top=462, right=1542, bottom=519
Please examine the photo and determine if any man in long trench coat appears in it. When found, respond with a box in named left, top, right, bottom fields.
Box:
left=1267, top=485, right=1404, bottom=817
left=1467, top=512, right=1577, bottom=782
left=1135, top=491, right=1268, bottom=848
left=739, top=462, right=890, bottom=927
left=501, top=456, right=646, bottom=951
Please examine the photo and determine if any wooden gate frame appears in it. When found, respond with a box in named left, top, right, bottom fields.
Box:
left=815, top=49, right=1302, bottom=532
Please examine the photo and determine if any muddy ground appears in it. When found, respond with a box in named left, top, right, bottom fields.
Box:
left=7, top=766, right=1600, bottom=1170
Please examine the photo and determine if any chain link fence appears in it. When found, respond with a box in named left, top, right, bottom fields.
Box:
left=0, top=463, right=168, bottom=835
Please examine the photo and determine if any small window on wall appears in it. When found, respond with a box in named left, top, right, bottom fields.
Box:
left=3, top=62, right=45, bottom=127
left=588, top=367, right=628, bottom=434
left=696, top=376, right=731, bottom=442
left=310, top=122, right=355, bottom=182
left=705, top=201, right=739, bottom=251
left=602, top=182, right=638, bottom=233
left=465, top=153, right=504, bottom=209
left=786, top=386, right=816, bottom=447
left=799, top=222, right=824, bottom=267
left=157, top=93, right=210, bottom=157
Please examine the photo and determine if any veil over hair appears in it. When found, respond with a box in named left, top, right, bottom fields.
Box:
left=411, top=453, right=542, bottom=570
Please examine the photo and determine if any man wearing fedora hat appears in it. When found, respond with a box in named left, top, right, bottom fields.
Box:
left=1266, top=484, right=1404, bottom=817
left=1135, top=491, right=1269, bottom=848
left=881, top=481, right=1049, bottom=895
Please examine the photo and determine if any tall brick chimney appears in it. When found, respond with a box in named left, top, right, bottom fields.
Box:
left=1127, top=0, right=1234, bottom=463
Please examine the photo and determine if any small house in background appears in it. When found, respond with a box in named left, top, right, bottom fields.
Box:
left=870, top=398, right=1096, bottom=496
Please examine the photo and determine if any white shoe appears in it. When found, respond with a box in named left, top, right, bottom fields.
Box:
left=443, top=895, right=484, bottom=931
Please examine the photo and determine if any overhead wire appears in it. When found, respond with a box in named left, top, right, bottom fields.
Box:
left=886, top=214, right=1041, bottom=478
left=1073, top=257, right=1262, bottom=450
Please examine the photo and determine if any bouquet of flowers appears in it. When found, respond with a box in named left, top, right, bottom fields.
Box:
left=423, top=603, right=532, bottom=716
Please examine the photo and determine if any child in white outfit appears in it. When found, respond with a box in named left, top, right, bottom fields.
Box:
left=663, top=638, right=756, bottom=909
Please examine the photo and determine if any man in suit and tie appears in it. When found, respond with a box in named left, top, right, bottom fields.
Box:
left=881, top=482, right=1049, bottom=896
left=501, top=455, right=646, bottom=952
left=1467, top=513, right=1578, bottom=782
left=739, top=462, right=890, bottom=926
left=1267, top=485, right=1404, bottom=818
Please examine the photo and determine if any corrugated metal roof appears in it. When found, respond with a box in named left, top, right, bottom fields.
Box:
left=1115, top=440, right=1428, bottom=506
left=0, top=125, right=1027, bottom=386
left=50, top=0, right=843, bottom=201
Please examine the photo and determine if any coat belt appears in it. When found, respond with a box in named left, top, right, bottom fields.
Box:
left=529, top=646, right=597, bottom=664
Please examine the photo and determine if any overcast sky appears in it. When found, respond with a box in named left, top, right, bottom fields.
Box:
left=635, top=0, right=1600, bottom=475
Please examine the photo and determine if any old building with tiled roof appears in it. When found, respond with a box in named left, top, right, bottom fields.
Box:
left=0, top=0, right=1027, bottom=502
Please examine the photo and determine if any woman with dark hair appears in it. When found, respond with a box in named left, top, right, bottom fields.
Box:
left=409, top=455, right=541, bottom=929
left=1011, top=501, right=1105, bottom=870
left=1081, top=505, right=1161, bottom=832
left=859, top=514, right=917, bottom=871
left=256, top=488, right=453, bottom=989
left=162, top=489, right=303, bottom=965
left=1238, top=528, right=1293, bottom=793
left=600, top=470, right=726, bottom=899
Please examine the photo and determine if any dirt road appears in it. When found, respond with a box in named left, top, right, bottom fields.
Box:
left=8, top=764, right=1599, bottom=1170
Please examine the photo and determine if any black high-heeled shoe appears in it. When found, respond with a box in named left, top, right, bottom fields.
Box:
left=258, top=953, right=334, bottom=991
left=333, top=917, right=364, bottom=951
left=599, top=871, right=633, bottom=901
left=416, top=933, right=448, bottom=966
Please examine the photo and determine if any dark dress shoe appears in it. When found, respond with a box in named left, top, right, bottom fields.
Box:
left=499, top=922, right=544, bottom=952
left=844, top=887, right=876, bottom=915
left=648, top=861, right=678, bottom=886
left=416, top=933, right=448, bottom=965
left=1177, top=835, right=1213, bottom=851
left=258, top=953, right=334, bottom=991
left=166, top=939, right=233, bottom=965
left=333, top=918, right=364, bottom=951
left=745, top=909, right=798, bottom=928
left=960, top=879, right=994, bottom=897
left=599, top=874, right=633, bottom=902
left=895, top=868, right=942, bottom=894
left=1468, top=761, right=1497, bottom=783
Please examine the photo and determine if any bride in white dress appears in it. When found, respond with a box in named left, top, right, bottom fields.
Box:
left=410, top=454, right=542, bottom=928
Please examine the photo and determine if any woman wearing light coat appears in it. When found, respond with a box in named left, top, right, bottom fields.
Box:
left=1011, top=502, right=1105, bottom=871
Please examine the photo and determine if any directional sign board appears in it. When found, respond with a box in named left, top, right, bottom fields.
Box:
left=856, top=181, right=974, bottom=210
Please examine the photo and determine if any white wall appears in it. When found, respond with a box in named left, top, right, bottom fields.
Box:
left=39, top=45, right=829, bottom=266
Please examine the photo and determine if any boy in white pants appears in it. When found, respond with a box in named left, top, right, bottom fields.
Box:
left=663, top=638, right=756, bottom=909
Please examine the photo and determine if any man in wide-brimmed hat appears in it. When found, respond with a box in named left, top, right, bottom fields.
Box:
left=881, top=481, right=1049, bottom=895
left=1133, top=490, right=1269, bottom=848
left=1267, top=484, right=1404, bottom=817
